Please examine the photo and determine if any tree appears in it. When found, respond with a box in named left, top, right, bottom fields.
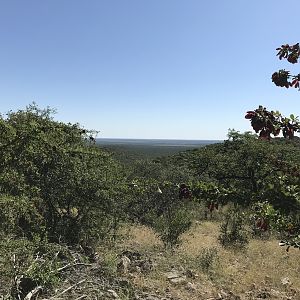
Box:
left=245, top=43, right=300, bottom=140
left=272, top=43, right=300, bottom=88
left=244, top=43, right=300, bottom=250
left=0, top=103, right=126, bottom=245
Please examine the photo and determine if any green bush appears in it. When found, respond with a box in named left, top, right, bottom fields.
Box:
left=0, top=236, right=71, bottom=298
left=0, top=103, right=127, bottom=245
left=197, top=247, right=219, bottom=274
left=218, top=207, right=249, bottom=249
left=156, top=207, right=192, bottom=248
left=0, top=195, right=45, bottom=239
left=128, top=181, right=193, bottom=248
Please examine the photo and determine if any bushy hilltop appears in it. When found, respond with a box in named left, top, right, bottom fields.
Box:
left=170, top=130, right=300, bottom=212
left=1, top=104, right=300, bottom=299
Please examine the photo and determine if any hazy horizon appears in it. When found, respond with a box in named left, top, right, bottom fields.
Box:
left=96, top=137, right=222, bottom=141
left=96, top=138, right=222, bottom=149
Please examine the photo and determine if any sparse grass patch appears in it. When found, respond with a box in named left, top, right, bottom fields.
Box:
left=117, top=221, right=300, bottom=299
left=7, top=220, right=294, bottom=300
left=119, top=223, right=163, bottom=253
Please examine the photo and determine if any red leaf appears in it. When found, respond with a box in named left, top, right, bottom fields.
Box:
left=291, top=79, right=298, bottom=86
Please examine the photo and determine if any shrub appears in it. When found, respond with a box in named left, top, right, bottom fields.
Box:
left=197, top=247, right=219, bottom=274
left=218, top=207, right=249, bottom=249
left=0, top=103, right=127, bottom=245
left=0, top=195, right=45, bottom=239
left=154, top=205, right=192, bottom=249
left=0, top=236, right=71, bottom=298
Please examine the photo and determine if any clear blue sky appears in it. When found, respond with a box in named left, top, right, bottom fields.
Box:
left=1, top=0, right=299, bottom=139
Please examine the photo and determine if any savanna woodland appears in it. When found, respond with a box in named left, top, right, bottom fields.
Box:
left=1, top=44, right=300, bottom=300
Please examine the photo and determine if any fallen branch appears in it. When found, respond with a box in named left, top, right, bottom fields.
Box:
left=24, top=286, right=43, bottom=300
left=74, top=295, right=88, bottom=300
left=55, top=263, right=93, bottom=273
left=53, top=279, right=86, bottom=298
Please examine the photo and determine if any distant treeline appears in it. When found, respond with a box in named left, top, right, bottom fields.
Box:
left=96, top=138, right=222, bottom=162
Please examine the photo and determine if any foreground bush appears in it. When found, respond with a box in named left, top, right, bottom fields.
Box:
left=218, top=207, right=249, bottom=249
left=0, top=103, right=127, bottom=245
left=0, top=236, right=70, bottom=298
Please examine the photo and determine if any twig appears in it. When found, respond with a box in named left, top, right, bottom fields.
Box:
left=74, top=295, right=88, bottom=300
left=55, top=262, right=93, bottom=273
left=52, top=279, right=86, bottom=298
left=55, top=263, right=72, bottom=272
left=24, top=286, right=43, bottom=300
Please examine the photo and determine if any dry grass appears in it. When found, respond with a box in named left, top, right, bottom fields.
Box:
left=117, top=221, right=300, bottom=299
left=120, top=224, right=163, bottom=252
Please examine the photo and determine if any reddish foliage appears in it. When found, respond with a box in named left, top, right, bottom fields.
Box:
left=272, top=43, right=300, bottom=89
left=179, top=184, right=192, bottom=200
left=245, top=106, right=300, bottom=139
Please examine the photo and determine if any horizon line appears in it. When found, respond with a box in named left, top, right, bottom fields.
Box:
left=97, top=137, right=224, bottom=141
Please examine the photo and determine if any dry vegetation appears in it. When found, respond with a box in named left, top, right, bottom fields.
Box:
left=2, top=213, right=299, bottom=300
left=112, top=218, right=300, bottom=300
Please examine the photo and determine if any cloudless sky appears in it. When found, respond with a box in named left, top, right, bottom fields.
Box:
left=1, top=0, right=300, bottom=139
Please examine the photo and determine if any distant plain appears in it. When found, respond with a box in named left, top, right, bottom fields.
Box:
left=96, top=138, right=222, bottom=160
